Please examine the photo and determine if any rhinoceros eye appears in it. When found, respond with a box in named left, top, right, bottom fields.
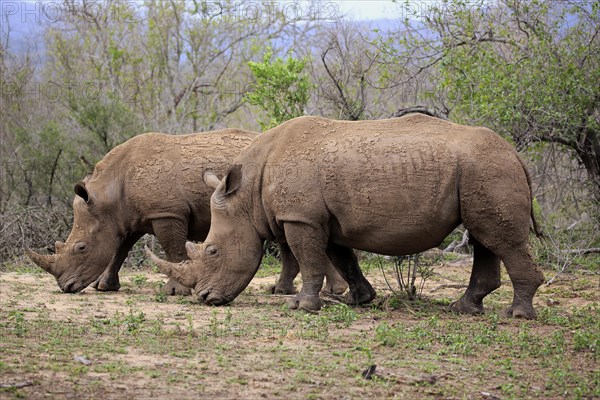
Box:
left=205, top=245, right=218, bottom=257
left=75, top=242, right=87, bottom=253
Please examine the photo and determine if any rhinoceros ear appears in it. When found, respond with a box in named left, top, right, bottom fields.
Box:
left=74, top=182, right=91, bottom=204
left=222, top=164, right=242, bottom=196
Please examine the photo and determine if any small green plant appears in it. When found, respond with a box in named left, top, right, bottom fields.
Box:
left=573, top=330, right=599, bottom=355
left=296, top=313, right=329, bottom=340
left=374, top=322, right=401, bottom=347
left=124, top=309, right=146, bottom=333
left=131, top=274, right=148, bottom=289
left=323, top=304, right=357, bottom=328
left=154, top=291, right=167, bottom=303
left=186, top=314, right=196, bottom=337
left=208, top=309, right=220, bottom=336
left=9, top=311, right=27, bottom=337
left=154, top=281, right=167, bottom=303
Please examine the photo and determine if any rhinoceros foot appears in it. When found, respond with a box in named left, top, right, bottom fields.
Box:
left=268, top=283, right=297, bottom=295
left=322, top=279, right=348, bottom=296
left=449, top=296, right=485, bottom=315
left=91, top=273, right=121, bottom=291
left=341, top=284, right=376, bottom=305
left=502, top=304, right=537, bottom=320
left=162, top=278, right=192, bottom=296
left=286, top=294, right=323, bottom=311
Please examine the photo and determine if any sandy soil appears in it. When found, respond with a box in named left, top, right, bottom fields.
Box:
left=1, top=258, right=598, bottom=399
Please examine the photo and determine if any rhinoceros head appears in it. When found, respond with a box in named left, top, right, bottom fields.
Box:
left=27, top=180, right=121, bottom=293
left=146, top=165, right=263, bottom=305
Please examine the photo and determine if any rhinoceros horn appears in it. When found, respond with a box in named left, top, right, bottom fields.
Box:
left=55, top=241, right=66, bottom=252
left=25, top=247, right=57, bottom=276
left=144, top=246, right=197, bottom=288
left=203, top=171, right=222, bottom=190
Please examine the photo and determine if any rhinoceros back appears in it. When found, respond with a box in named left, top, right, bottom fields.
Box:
left=87, top=129, right=256, bottom=224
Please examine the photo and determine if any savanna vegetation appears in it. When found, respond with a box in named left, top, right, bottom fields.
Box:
left=1, top=0, right=598, bottom=397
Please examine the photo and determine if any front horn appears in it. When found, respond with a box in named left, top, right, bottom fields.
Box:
left=144, top=246, right=197, bottom=288
left=25, top=248, right=57, bottom=276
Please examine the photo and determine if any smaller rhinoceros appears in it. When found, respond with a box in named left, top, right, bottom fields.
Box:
left=148, top=114, right=545, bottom=319
left=26, top=130, right=348, bottom=295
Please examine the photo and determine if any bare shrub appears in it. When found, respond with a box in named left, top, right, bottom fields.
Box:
left=1, top=204, right=166, bottom=272
left=0, top=204, right=72, bottom=267
left=378, top=253, right=437, bottom=300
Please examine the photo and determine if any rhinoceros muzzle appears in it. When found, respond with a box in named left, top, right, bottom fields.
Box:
left=59, top=278, right=86, bottom=293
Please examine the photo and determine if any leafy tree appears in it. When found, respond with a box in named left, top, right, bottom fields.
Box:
left=5, top=120, right=84, bottom=208
left=68, top=95, right=141, bottom=155
left=244, top=49, right=313, bottom=130
left=44, top=0, right=308, bottom=134
left=377, top=0, right=600, bottom=199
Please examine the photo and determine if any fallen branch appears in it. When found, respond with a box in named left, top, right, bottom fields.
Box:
left=579, top=269, right=600, bottom=275
left=560, top=247, right=600, bottom=255
left=374, top=366, right=446, bottom=385
left=444, top=230, right=469, bottom=253
left=431, top=283, right=469, bottom=292
left=0, top=381, right=33, bottom=389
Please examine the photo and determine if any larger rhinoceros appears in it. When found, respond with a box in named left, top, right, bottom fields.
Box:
left=26, top=130, right=347, bottom=295
left=148, top=114, right=546, bottom=319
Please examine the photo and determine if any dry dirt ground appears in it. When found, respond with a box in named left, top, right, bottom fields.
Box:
left=1, top=255, right=598, bottom=399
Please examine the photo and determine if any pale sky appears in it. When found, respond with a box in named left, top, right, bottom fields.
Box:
left=1, top=1, right=403, bottom=26
left=334, top=0, right=399, bottom=21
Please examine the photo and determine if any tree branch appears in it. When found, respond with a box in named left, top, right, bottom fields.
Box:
left=47, top=149, right=63, bottom=207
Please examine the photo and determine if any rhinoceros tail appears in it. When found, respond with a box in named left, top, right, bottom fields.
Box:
left=517, top=156, right=544, bottom=239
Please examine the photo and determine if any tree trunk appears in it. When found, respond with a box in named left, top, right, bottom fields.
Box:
left=576, top=131, right=600, bottom=202
left=47, top=149, right=63, bottom=207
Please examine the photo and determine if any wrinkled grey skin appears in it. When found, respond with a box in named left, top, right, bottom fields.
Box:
left=27, top=130, right=348, bottom=296
left=148, top=114, right=545, bottom=319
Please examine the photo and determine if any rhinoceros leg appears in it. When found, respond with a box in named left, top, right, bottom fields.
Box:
left=459, top=183, right=544, bottom=319
left=283, top=223, right=328, bottom=311
left=269, top=243, right=299, bottom=294
left=92, top=233, right=143, bottom=291
left=270, top=243, right=349, bottom=295
left=327, top=243, right=376, bottom=305
left=498, top=243, right=544, bottom=319
left=152, top=218, right=193, bottom=296
left=449, top=238, right=500, bottom=315
left=322, top=249, right=350, bottom=296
